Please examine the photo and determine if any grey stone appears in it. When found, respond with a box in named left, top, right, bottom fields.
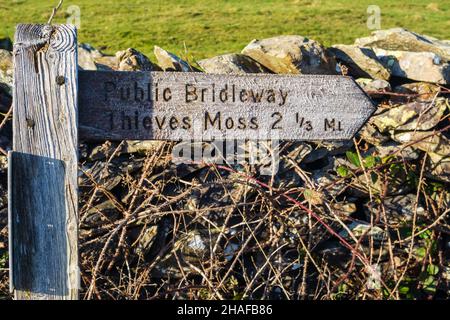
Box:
left=374, top=49, right=450, bottom=84
left=329, top=45, right=390, bottom=80
left=242, top=35, right=337, bottom=74
left=372, top=99, right=447, bottom=132
left=88, top=140, right=165, bottom=161
left=83, top=200, right=119, bottom=227
left=394, top=82, right=442, bottom=103
left=78, top=43, right=123, bottom=71
left=311, top=168, right=346, bottom=197
left=121, top=140, right=165, bottom=154
left=356, top=78, right=391, bottom=98
left=374, top=142, right=420, bottom=161
left=317, top=241, right=349, bottom=266
left=355, top=28, right=450, bottom=61
left=116, top=48, right=159, bottom=71
left=358, top=122, right=391, bottom=146
left=88, top=141, right=119, bottom=161
left=78, top=43, right=104, bottom=70
left=339, top=221, right=386, bottom=241
left=94, top=56, right=119, bottom=71
left=279, top=142, right=312, bottom=172
left=317, top=140, right=354, bottom=155
left=79, top=160, right=123, bottom=191
left=426, top=152, right=450, bottom=183
left=393, top=131, right=450, bottom=182
left=154, top=46, right=199, bottom=72
left=364, top=194, right=426, bottom=225
left=302, top=147, right=329, bottom=163
left=394, top=82, right=441, bottom=96
left=198, top=53, right=271, bottom=74
left=393, top=131, right=450, bottom=158
left=331, top=202, right=357, bottom=215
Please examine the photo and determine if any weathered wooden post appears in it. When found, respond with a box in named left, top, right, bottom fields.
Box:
left=9, top=24, right=79, bottom=299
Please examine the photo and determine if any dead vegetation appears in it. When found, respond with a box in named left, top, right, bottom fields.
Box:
left=0, top=85, right=449, bottom=300
left=49, top=94, right=448, bottom=299
left=0, top=127, right=448, bottom=300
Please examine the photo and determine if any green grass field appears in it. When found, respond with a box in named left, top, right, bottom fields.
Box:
left=1, top=0, right=449, bottom=61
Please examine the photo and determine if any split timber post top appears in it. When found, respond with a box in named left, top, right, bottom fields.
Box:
left=9, top=24, right=375, bottom=300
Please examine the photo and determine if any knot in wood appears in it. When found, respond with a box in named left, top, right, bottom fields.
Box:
left=56, top=75, right=65, bottom=85
left=26, top=118, right=35, bottom=128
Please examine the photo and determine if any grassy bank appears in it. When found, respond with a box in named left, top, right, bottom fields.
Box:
left=1, top=0, right=449, bottom=60
left=0, top=0, right=449, bottom=60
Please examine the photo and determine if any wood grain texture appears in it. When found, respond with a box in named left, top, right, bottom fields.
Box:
left=79, top=71, right=375, bottom=141
left=11, top=24, right=78, bottom=300
left=9, top=152, right=69, bottom=298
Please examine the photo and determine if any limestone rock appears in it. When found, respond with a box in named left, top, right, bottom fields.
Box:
left=122, top=140, right=165, bottom=154
left=313, top=140, right=353, bottom=154
left=94, top=56, right=119, bottom=71
left=241, top=35, right=337, bottom=74
left=88, top=141, right=119, bottom=161
left=394, top=82, right=441, bottom=103
left=79, top=160, right=123, bottom=191
left=84, top=200, right=119, bottom=227
left=278, top=142, right=312, bottom=173
left=78, top=43, right=104, bottom=70
left=372, top=99, right=447, bottom=132
left=394, top=129, right=450, bottom=182
left=151, top=228, right=214, bottom=279
left=339, top=222, right=386, bottom=242
left=358, top=122, right=390, bottom=146
left=393, top=131, right=450, bottom=158
left=154, top=46, right=199, bottom=72
left=328, top=45, right=390, bottom=80
left=78, top=43, right=123, bottom=71
left=302, top=147, right=328, bottom=164
left=88, top=140, right=165, bottom=161
left=355, top=28, right=450, bottom=61
left=116, top=48, right=159, bottom=71
left=374, top=142, right=420, bottom=161
left=198, top=53, right=271, bottom=74
left=0, top=49, right=13, bottom=95
left=374, top=49, right=450, bottom=84
left=170, top=228, right=220, bottom=267
left=427, top=153, right=450, bottom=183
left=364, top=194, right=426, bottom=225
left=356, top=78, right=391, bottom=98
left=331, top=202, right=357, bottom=215
left=311, top=170, right=346, bottom=197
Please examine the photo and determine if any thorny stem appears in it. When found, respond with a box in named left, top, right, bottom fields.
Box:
left=48, top=0, right=64, bottom=25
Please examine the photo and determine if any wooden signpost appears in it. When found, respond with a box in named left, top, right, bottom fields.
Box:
left=8, top=24, right=375, bottom=300
left=78, top=71, right=374, bottom=141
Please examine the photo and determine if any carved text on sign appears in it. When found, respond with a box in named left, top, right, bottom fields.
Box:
left=79, top=71, right=375, bottom=141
